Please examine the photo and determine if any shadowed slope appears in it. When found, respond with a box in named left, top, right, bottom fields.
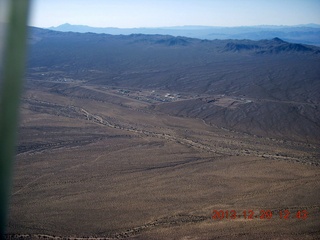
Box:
left=26, top=28, right=320, bottom=142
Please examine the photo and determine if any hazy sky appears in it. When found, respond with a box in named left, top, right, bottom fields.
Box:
left=29, top=0, right=320, bottom=28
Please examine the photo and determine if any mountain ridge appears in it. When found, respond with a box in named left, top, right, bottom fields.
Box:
left=26, top=27, right=320, bottom=142
left=47, top=23, right=320, bottom=46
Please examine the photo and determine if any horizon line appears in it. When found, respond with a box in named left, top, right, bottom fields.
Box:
left=33, top=23, right=320, bottom=29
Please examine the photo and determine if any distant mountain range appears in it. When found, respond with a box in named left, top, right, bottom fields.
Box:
left=26, top=27, right=320, bottom=142
left=49, top=23, right=320, bottom=46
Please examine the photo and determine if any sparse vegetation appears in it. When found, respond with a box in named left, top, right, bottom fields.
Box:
left=5, top=28, right=320, bottom=239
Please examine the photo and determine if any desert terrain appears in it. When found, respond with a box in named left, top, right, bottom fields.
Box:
left=5, top=28, right=320, bottom=239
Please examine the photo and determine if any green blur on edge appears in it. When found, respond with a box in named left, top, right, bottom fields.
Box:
left=0, top=0, right=30, bottom=237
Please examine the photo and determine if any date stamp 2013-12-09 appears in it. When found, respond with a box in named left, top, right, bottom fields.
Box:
left=212, top=209, right=308, bottom=220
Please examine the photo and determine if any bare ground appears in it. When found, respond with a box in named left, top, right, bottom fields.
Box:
left=6, top=81, right=320, bottom=239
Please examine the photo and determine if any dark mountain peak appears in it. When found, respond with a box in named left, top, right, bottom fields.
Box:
left=272, top=37, right=286, bottom=43
left=125, top=34, right=192, bottom=46
left=155, top=36, right=191, bottom=46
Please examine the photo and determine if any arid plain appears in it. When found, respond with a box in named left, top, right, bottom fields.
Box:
left=5, top=28, right=320, bottom=239
left=5, top=79, right=319, bottom=239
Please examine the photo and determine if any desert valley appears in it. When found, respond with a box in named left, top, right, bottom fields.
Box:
left=5, top=27, right=320, bottom=239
